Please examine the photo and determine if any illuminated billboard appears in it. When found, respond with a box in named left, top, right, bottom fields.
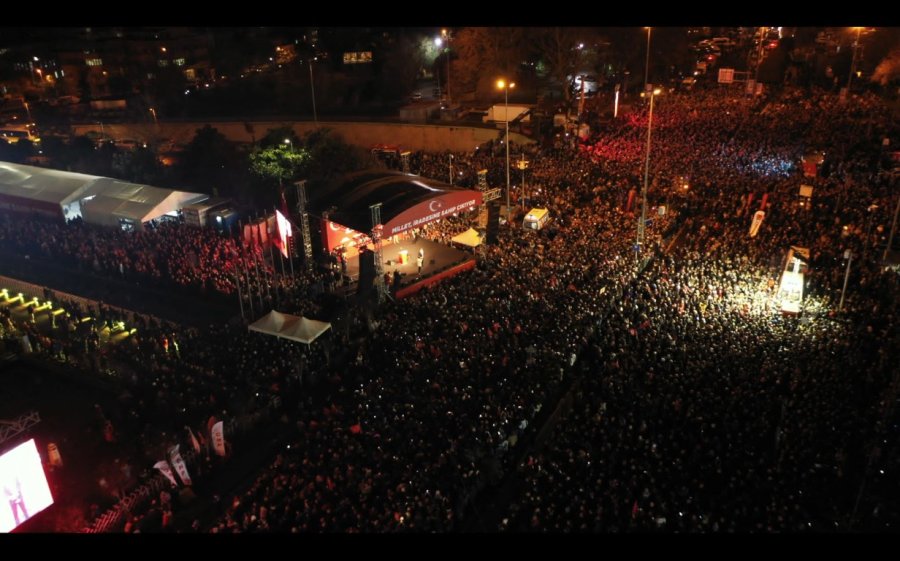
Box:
left=0, top=439, right=54, bottom=532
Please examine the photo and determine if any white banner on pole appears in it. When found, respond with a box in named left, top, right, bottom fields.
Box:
left=168, top=445, right=192, bottom=486
left=187, top=426, right=201, bottom=455
left=749, top=210, right=766, bottom=238
left=212, top=421, right=226, bottom=457
left=154, top=460, right=178, bottom=488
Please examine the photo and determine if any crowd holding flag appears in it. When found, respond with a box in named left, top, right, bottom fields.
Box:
left=212, top=421, right=227, bottom=457
left=168, top=444, right=192, bottom=487
left=154, top=460, right=178, bottom=488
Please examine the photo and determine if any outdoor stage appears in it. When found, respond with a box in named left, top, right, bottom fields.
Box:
left=343, top=238, right=476, bottom=300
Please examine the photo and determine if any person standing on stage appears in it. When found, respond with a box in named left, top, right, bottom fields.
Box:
left=4, top=476, right=28, bottom=526
left=416, top=248, right=425, bottom=275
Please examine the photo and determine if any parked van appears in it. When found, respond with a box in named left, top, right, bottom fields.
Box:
left=523, top=208, right=550, bottom=230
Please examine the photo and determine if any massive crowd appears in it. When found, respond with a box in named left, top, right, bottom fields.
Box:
left=1, top=83, right=898, bottom=532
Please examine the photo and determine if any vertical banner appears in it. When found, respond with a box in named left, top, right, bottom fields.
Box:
left=168, top=445, right=192, bottom=486
left=154, top=460, right=178, bottom=488
left=759, top=192, right=769, bottom=211
left=187, top=427, right=201, bottom=455
left=275, top=210, right=293, bottom=259
left=625, top=189, right=636, bottom=213
left=212, top=421, right=226, bottom=457
left=802, top=160, right=817, bottom=177
left=749, top=210, right=766, bottom=238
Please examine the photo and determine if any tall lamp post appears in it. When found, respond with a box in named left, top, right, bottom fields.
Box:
left=434, top=36, right=443, bottom=101
left=308, top=57, right=318, bottom=125
left=846, top=27, right=864, bottom=94
left=442, top=28, right=451, bottom=105
left=644, top=27, right=652, bottom=91
left=636, top=88, right=661, bottom=253
left=497, top=79, right=515, bottom=223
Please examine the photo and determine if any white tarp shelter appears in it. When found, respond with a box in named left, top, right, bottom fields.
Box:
left=79, top=178, right=207, bottom=229
left=0, top=161, right=207, bottom=226
left=248, top=310, right=332, bottom=345
left=450, top=228, right=483, bottom=247
left=483, top=104, right=532, bottom=124
left=0, top=161, right=102, bottom=219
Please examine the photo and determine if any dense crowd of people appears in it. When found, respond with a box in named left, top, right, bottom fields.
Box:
left=1, top=83, right=898, bottom=532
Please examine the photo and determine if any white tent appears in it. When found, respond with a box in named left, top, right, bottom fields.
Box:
left=0, top=161, right=103, bottom=218
left=79, top=178, right=207, bottom=229
left=248, top=310, right=332, bottom=345
left=451, top=228, right=483, bottom=247
left=0, top=161, right=207, bottom=225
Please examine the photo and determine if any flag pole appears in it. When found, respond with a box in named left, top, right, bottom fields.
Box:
left=252, top=216, right=265, bottom=311
left=269, top=208, right=281, bottom=307
left=239, top=220, right=254, bottom=318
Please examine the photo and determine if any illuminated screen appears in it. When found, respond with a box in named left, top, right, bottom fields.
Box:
left=0, top=439, right=54, bottom=532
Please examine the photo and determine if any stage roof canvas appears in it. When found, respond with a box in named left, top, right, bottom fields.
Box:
left=310, top=170, right=482, bottom=236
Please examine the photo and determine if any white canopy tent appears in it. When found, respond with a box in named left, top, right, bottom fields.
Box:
left=0, top=162, right=103, bottom=218
left=248, top=310, right=332, bottom=345
left=79, top=178, right=207, bottom=229
left=0, top=161, right=207, bottom=226
left=450, top=228, right=483, bottom=247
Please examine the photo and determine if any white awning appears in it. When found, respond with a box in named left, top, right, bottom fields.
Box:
left=450, top=228, right=483, bottom=247
left=248, top=310, right=331, bottom=345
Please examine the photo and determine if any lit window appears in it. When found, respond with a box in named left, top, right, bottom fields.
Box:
left=85, top=58, right=103, bottom=66
left=174, top=58, right=185, bottom=66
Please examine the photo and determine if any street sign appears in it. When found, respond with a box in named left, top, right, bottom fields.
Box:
left=484, top=188, right=502, bottom=201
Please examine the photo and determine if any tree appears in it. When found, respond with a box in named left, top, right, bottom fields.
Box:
left=180, top=125, right=244, bottom=196
left=248, top=141, right=309, bottom=207
left=871, top=46, right=900, bottom=86
left=450, top=27, right=530, bottom=100
left=111, top=147, right=163, bottom=185
left=377, top=35, right=424, bottom=101
left=302, top=128, right=375, bottom=187
left=532, top=27, right=602, bottom=106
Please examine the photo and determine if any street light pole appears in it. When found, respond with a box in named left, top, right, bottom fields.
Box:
left=506, top=85, right=511, bottom=223
left=847, top=27, right=863, bottom=94
left=637, top=88, right=660, bottom=251
left=520, top=153, right=526, bottom=210
left=309, top=58, right=318, bottom=125
left=443, top=29, right=451, bottom=105
left=497, top=80, right=515, bottom=224
left=644, top=27, right=652, bottom=91
left=885, top=194, right=900, bottom=263
left=839, top=249, right=853, bottom=312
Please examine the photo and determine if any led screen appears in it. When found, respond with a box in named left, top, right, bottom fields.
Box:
left=0, top=439, right=54, bottom=532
